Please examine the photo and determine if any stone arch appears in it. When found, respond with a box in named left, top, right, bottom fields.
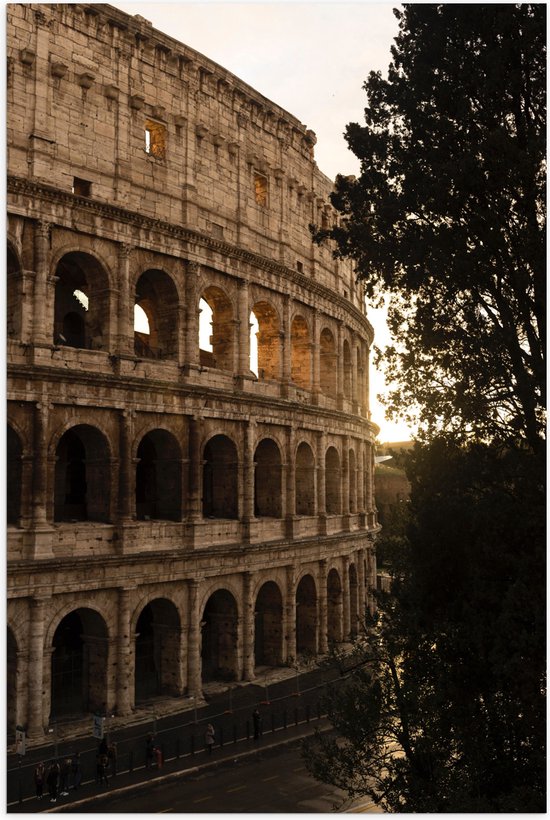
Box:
left=7, top=241, right=22, bottom=339
left=356, top=346, right=363, bottom=406
left=134, top=269, right=179, bottom=359
left=325, top=446, right=341, bottom=514
left=343, top=339, right=352, bottom=398
left=201, top=589, right=239, bottom=682
left=203, top=434, right=238, bottom=519
left=320, top=327, right=337, bottom=397
left=199, top=285, right=235, bottom=371
left=250, top=301, right=281, bottom=380
left=254, top=438, right=282, bottom=518
left=7, top=626, right=18, bottom=736
left=135, top=429, right=182, bottom=520
left=327, top=568, right=343, bottom=644
left=295, top=441, right=315, bottom=516
left=349, top=563, right=359, bottom=637
left=7, top=424, right=22, bottom=525
left=135, top=598, right=181, bottom=702
left=290, top=314, right=311, bottom=389
left=54, top=424, right=111, bottom=522
left=54, top=251, right=111, bottom=350
left=50, top=607, right=109, bottom=719
left=349, top=448, right=357, bottom=513
left=254, top=581, right=283, bottom=667
left=296, top=574, right=317, bottom=655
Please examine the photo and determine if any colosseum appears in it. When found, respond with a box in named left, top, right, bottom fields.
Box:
left=7, top=2, right=380, bottom=743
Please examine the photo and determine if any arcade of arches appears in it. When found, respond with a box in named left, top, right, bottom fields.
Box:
left=7, top=555, right=375, bottom=739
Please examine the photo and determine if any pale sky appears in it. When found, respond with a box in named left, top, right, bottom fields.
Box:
left=116, top=1, right=414, bottom=442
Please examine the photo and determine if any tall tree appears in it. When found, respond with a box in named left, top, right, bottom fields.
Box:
left=316, top=4, right=546, bottom=452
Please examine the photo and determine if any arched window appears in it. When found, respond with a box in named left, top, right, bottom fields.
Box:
left=203, top=435, right=238, bottom=518
left=254, top=582, right=283, bottom=667
left=250, top=302, right=281, bottom=380
left=7, top=425, right=22, bottom=525
left=290, top=315, right=311, bottom=389
left=134, top=269, right=179, bottom=359
left=325, top=447, right=341, bottom=514
left=7, top=244, right=22, bottom=339
left=136, top=430, right=182, bottom=520
left=327, top=569, right=343, bottom=644
left=54, top=252, right=110, bottom=350
left=135, top=599, right=181, bottom=702
left=296, top=575, right=317, bottom=654
left=201, top=590, right=239, bottom=681
left=343, top=340, right=352, bottom=398
left=254, top=439, right=282, bottom=517
left=199, top=287, right=234, bottom=371
left=320, top=328, right=337, bottom=396
left=54, top=425, right=111, bottom=522
left=295, top=442, right=315, bottom=516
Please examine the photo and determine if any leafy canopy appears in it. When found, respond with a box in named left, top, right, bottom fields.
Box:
left=316, top=3, right=546, bottom=451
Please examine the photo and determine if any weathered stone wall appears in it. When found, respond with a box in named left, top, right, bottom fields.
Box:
left=7, top=2, right=380, bottom=743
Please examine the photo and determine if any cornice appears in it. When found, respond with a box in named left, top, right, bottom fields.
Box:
left=7, top=176, right=374, bottom=341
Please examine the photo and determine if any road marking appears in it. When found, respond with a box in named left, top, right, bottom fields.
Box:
left=157, top=809, right=173, bottom=813
left=262, top=775, right=279, bottom=782
left=227, top=785, right=246, bottom=793
left=294, top=766, right=306, bottom=773
left=193, top=796, right=212, bottom=803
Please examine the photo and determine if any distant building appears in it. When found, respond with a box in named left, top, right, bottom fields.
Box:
left=7, top=3, right=380, bottom=743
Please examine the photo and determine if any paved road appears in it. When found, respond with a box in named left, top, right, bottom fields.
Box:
left=56, top=740, right=351, bottom=814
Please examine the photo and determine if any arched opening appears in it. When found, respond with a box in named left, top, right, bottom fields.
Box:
left=325, top=447, right=341, bottom=514
left=51, top=609, right=108, bottom=719
left=356, top=347, right=363, bottom=408
left=254, top=581, right=283, bottom=667
left=251, top=301, right=281, bottom=380
left=54, top=252, right=110, bottom=350
left=320, top=328, right=337, bottom=396
left=254, top=439, right=282, bottom=518
left=290, top=315, right=311, bottom=389
left=7, top=244, right=22, bottom=339
left=295, top=442, right=315, bottom=516
left=7, top=425, right=22, bottom=525
left=349, top=448, right=357, bottom=513
left=135, top=599, right=181, bottom=703
left=7, top=627, right=17, bottom=737
left=199, top=287, right=234, bottom=371
left=343, top=340, right=352, bottom=398
left=136, top=430, right=182, bottom=521
left=349, top=563, right=359, bottom=637
left=201, top=590, right=239, bottom=682
left=202, top=435, right=238, bottom=519
left=134, top=269, right=179, bottom=359
left=54, top=425, right=111, bottom=522
left=296, top=575, right=317, bottom=655
left=327, top=569, right=343, bottom=644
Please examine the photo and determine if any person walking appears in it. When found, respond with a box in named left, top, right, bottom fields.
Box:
left=46, top=761, right=59, bottom=804
left=34, top=761, right=45, bottom=800
left=145, top=734, right=155, bottom=769
left=59, top=756, right=70, bottom=796
left=70, top=752, right=82, bottom=790
left=252, top=708, right=263, bottom=740
left=205, top=723, right=215, bottom=755
left=96, top=751, right=109, bottom=787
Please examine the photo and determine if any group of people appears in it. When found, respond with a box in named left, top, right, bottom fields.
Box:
left=34, top=753, right=81, bottom=804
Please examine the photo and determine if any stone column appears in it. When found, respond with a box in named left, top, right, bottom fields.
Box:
left=187, top=580, right=202, bottom=698
left=118, top=411, right=134, bottom=523
left=32, top=402, right=49, bottom=527
left=237, top=278, right=250, bottom=378
left=33, top=221, right=51, bottom=345
left=365, top=442, right=374, bottom=515
left=336, top=320, right=344, bottom=406
left=242, top=572, right=255, bottom=681
left=342, top=436, right=350, bottom=517
left=188, top=417, right=203, bottom=521
left=316, top=431, right=326, bottom=535
left=342, top=556, right=351, bottom=639
left=285, top=426, right=296, bottom=538
left=117, top=243, right=133, bottom=356
left=185, top=262, right=200, bottom=370
left=281, top=296, right=292, bottom=395
left=115, top=587, right=134, bottom=715
left=284, top=566, right=297, bottom=664
left=318, top=559, right=328, bottom=654
left=357, top=548, right=366, bottom=624
left=357, top=440, right=366, bottom=525
left=364, top=345, right=371, bottom=418
left=241, top=419, right=255, bottom=542
left=27, top=597, right=47, bottom=739
left=311, top=310, right=320, bottom=401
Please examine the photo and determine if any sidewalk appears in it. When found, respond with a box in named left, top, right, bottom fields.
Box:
left=9, top=718, right=331, bottom=814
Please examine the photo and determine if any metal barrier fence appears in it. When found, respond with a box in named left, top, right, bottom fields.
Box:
left=7, top=678, right=337, bottom=807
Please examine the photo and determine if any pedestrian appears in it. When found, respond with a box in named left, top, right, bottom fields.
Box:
left=96, top=751, right=109, bottom=787
left=34, top=761, right=45, bottom=799
left=59, top=756, right=70, bottom=796
left=108, top=741, right=117, bottom=775
left=46, top=760, right=59, bottom=804
left=145, top=733, right=155, bottom=768
left=70, top=752, right=82, bottom=790
left=252, top=708, right=263, bottom=740
left=205, top=723, right=215, bottom=755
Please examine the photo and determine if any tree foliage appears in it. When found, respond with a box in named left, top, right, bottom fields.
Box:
left=304, top=441, right=545, bottom=812
left=315, top=4, right=546, bottom=451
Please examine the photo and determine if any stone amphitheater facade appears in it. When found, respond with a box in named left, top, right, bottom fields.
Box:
left=7, top=3, right=380, bottom=742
